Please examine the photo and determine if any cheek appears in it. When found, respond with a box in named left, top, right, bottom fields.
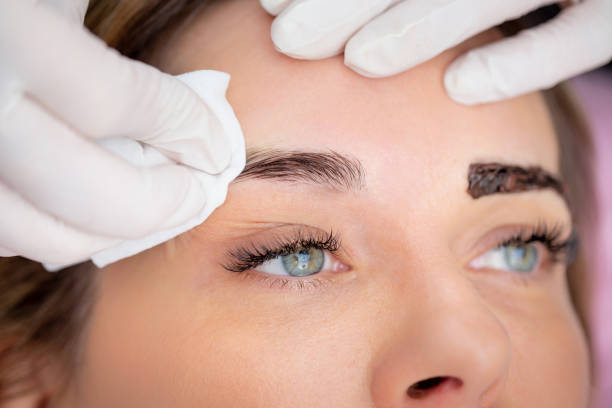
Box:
left=503, top=302, right=590, bottom=406
left=174, top=292, right=375, bottom=407
left=76, top=256, right=374, bottom=407
left=73, top=249, right=220, bottom=406
left=72, top=235, right=590, bottom=408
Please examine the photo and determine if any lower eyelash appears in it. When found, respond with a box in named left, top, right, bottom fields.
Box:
left=221, top=229, right=340, bottom=273
left=236, top=269, right=334, bottom=292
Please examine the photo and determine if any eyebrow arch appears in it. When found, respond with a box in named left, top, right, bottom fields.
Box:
left=468, top=163, right=567, bottom=200
left=235, top=149, right=365, bottom=191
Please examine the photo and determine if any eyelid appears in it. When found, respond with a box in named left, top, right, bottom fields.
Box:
left=465, top=220, right=572, bottom=260
left=255, top=249, right=350, bottom=276
left=231, top=249, right=354, bottom=293
left=220, top=225, right=356, bottom=292
left=463, top=222, right=573, bottom=269
left=451, top=191, right=572, bottom=257
left=468, top=241, right=545, bottom=273
left=255, top=248, right=328, bottom=276
left=220, top=225, right=347, bottom=273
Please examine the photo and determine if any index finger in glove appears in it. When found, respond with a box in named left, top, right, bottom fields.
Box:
left=444, top=0, right=612, bottom=104
left=344, top=0, right=560, bottom=77
left=2, top=2, right=231, bottom=174
left=0, top=93, right=208, bottom=240
left=260, top=0, right=293, bottom=15
left=269, top=0, right=401, bottom=59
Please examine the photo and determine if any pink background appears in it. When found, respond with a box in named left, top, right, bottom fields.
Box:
left=571, top=69, right=612, bottom=408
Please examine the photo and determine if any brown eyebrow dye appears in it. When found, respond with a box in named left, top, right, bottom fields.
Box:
left=468, top=163, right=566, bottom=199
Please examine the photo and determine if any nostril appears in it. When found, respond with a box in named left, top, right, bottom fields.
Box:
left=406, top=376, right=463, bottom=399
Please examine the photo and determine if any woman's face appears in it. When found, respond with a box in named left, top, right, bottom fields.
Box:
left=64, top=1, right=589, bottom=406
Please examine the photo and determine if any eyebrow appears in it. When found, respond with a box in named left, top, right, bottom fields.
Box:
left=468, top=163, right=567, bottom=200
left=235, top=149, right=365, bottom=191
left=234, top=153, right=565, bottom=201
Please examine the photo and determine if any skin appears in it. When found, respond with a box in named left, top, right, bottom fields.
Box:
left=46, top=0, right=590, bottom=406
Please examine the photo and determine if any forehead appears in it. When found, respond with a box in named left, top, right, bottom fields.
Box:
left=154, top=0, right=559, bottom=182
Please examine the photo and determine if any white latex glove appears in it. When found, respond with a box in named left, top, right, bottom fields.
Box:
left=261, top=0, right=612, bottom=104
left=0, top=0, right=238, bottom=265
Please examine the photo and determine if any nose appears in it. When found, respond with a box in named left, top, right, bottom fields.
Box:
left=369, top=276, right=511, bottom=408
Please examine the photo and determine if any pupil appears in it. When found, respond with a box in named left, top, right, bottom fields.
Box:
left=296, top=250, right=311, bottom=270
left=514, top=247, right=526, bottom=261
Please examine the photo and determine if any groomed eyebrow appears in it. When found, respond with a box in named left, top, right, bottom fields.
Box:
left=468, top=163, right=567, bottom=200
left=235, top=149, right=365, bottom=191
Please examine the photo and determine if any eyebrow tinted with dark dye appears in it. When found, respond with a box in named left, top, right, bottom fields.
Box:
left=468, top=163, right=566, bottom=199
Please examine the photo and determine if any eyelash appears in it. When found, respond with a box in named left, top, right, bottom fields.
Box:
left=497, top=222, right=578, bottom=266
left=221, top=222, right=578, bottom=284
left=221, top=230, right=341, bottom=273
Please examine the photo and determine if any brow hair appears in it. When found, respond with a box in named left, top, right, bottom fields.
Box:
left=468, top=163, right=567, bottom=200
left=235, top=149, right=365, bottom=191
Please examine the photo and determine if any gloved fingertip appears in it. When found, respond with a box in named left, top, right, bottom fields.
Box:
left=270, top=11, right=342, bottom=59
left=344, top=33, right=423, bottom=78
left=260, top=0, right=292, bottom=15
left=444, top=53, right=507, bottom=106
left=270, top=16, right=310, bottom=57
left=344, top=59, right=384, bottom=78
left=344, top=41, right=388, bottom=78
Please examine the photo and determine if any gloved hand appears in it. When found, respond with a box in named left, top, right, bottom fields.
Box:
left=261, top=0, right=612, bottom=104
left=0, top=0, right=236, bottom=265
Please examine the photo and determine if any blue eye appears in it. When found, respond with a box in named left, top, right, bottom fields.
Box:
left=503, top=244, right=539, bottom=272
left=258, top=247, right=326, bottom=277
left=470, top=243, right=540, bottom=273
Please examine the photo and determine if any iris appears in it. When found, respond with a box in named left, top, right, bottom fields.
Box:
left=502, top=243, right=539, bottom=272
left=470, top=242, right=540, bottom=273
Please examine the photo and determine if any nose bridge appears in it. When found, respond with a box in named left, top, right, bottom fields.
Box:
left=369, top=265, right=511, bottom=408
left=418, top=283, right=511, bottom=400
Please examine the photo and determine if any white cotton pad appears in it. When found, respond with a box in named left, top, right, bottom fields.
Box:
left=44, top=70, right=245, bottom=271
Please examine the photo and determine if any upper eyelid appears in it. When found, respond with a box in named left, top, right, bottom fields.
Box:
left=456, top=220, right=572, bottom=262
left=220, top=219, right=575, bottom=272
left=466, top=224, right=577, bottom=271
left=221, top=229, right=341, bottom=273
